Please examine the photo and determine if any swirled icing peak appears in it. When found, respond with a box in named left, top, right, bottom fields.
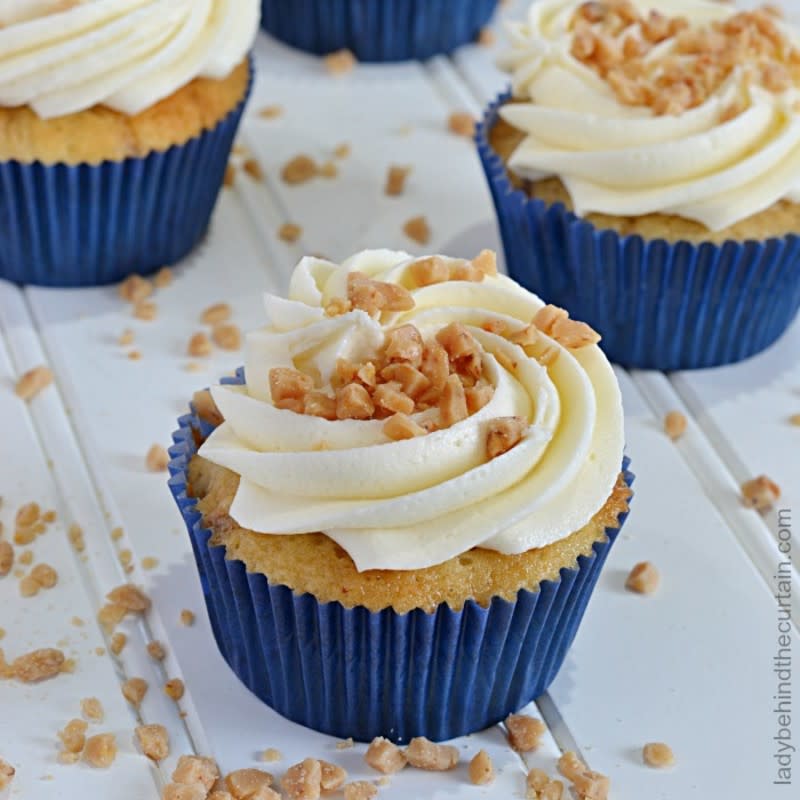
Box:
left=198, top=250, right=625, bottom=572
left=0, top=0, right=259, bottom=119
left=497, top=0, right=800, bottom=231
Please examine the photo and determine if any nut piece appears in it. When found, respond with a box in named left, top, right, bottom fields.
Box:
left=58, top=719, right=88, bottom=754
left=304, top=391, right=338, bottom=420
left=145, top=641, right=165, bottom=661
left=68, top=524, right=86, bottom=553
left=163, top=785, right=208, bottom=800
left=625, top=561, right=660, bottom=595
left=469, top=750, right=495, bottom=785
left=118, top=274, right=153, bottom=303
left=133, top=300, right=157, bottom=321
left=146, top=444, right=169, bottom=472
left=12, top=648, right=65, bottom=682
left=279, top=223, right=303, bottom=243
left=193, top=389, right=224, bottom=426
left=262, top=749, right=283, bottom=762
left=107, top=583, right=151, bottom=613
left=281, top=758, right=322, bottom=800
left=324, top=49, right=356, bottom=75
left=557, top=751, right=609, bottom=800
left=172, top=756, right=220, bottom=791
left=0, top=541, right=13, bottom=577
left=348, top=272, right=414, bottom=315
left=336, top=384, right=375, bottom=420
left=486, top=418, right=528, bottom=460
left=550, top=317, right=601, bottom=349
left=741, top=475, right=781, bottom=511
left=385, top=165, right=411, bottom=196
left=403, top=215, right=431, bottom=245
left=212, top=323, right=242, bottom=351
left=281, top=155, right=318, bottom=185
left=472, top=249, right=498, bottom=276
left=122, top=677, right=149, bottom=707
left=0, top=758, right=15, bottom=790
left=84, top=733, right=117, bottom=769
left=188, top=332, right=213, bottom=358
left=165, top=678, right=185, bottom=701
left=642, top=742, right=675, bottom=768
left=533, top=304, right=568, bottom=335
left=384, top=413, right=426, bottom=441
left=81, top=697, right=104, bottom=723
left=319, top=761, right=347, bottom=792
left=406, top=737, right=459, bottom=771
left=201, top=303, right=232, bottom=325
left=365, top=736, right=407, bottom=774
left=110, top=632, right=127, bottom=656
left=448, top=111, right=475, bottom=137
left=259, top=105, right=283, bottom=120
left=373, top=383, right=414, bottom=416
left=270, top=368, right=314, bottom=412
left=226, top=768, right=274, bottom=798
left=15, top=366, right=53, bottom=401
left=664, top=410, right=687, bottom=440
left=153, top=266, right=172, bottom=288
left=385, top=325, right=424, bottom=366
left=135, top=724, right=170, bottom=761
left=343, top=783, right=377, bottom=800
left=180, top=609, right=195, bottom=626
left=243, top=158, right=264, bottom=182
left=409, top=255, right=449, bottom=287
left=439, top=375, right=468, bottom=428
left=506, top=713, right=546, bottom=752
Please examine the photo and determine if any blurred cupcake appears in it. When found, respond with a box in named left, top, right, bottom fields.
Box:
left=169, top=248, right=633, bottom=742
left=478, top=0, right=800, bottom=369
left=260, top=0, right=499, bottom=62
left=0, top=0, right=259, bottom=287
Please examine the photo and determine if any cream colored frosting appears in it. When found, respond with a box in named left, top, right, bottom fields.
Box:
left=0, top=0, right=258, bottom=118
left=198, top=251, right=625, bottom=572
left=498, top=0, right=800, bottom=231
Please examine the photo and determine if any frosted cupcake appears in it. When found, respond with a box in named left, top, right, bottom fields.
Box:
left=478, top=0, right=800, bottom=369
left=169, top=248, right=633, bottom=742
left=260, top=0, right=499, bottom=62
left=0, top=0, right=259, bottom=287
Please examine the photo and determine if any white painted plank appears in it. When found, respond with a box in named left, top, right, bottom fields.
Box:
left=0, top=300, right=160, bottom=800
left=548, top=369, right=797, bottom=799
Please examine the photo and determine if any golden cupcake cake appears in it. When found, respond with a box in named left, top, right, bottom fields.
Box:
left=170, top=248, right=633, bottom=742
left=0, top=0, right=259, bottom=286
left=478, top=0, right=800, bottom=368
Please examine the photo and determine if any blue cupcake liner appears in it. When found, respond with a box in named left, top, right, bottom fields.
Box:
left=260, top=0, right=499, bottom=62
left=0, top=62, right=253, bottom=288
left=477, top=91, right=800, bottom=370
left=168, top=368, right=634, bottom=743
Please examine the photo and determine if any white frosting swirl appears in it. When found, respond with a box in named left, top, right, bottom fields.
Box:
left=0, top=0, right=258, bottom=118
left=198, top=251, right=625, bottom=572
left=498, top=0, right=800, bottom=231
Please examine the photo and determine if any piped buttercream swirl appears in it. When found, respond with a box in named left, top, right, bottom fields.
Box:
left=198, top=251, right=625, bottom=572
left=497, top=0, right=800, bottom=231
left=0, top=0, right=258, bottom=118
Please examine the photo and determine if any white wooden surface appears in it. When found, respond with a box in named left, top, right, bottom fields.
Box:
left=1, top=3, right=798, bottom=798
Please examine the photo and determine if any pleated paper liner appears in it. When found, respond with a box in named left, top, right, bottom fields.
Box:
left=169, top=369, right=634, bottom=743
left=0, top=62, right=253, bottom=288
left=260, top=0, right=499, bottom=62
left=477, top=91, right=800, bottom=370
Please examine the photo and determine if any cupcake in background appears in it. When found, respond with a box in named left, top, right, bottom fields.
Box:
left=260, top=0, right=499, bottom=62
left=169, top=248, right=633, bottom=743
left=478, top=0, right=800, bottom=369
left=0, top=0, right=259, bottom=287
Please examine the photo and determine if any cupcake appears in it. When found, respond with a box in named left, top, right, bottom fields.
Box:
left=260, top=0, right=499, bottom=62
left=0, top=1, right=259, bottom=287
left=169, top=248, right=633, bottom=743
left=478, top=0, right=800, bottom=369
